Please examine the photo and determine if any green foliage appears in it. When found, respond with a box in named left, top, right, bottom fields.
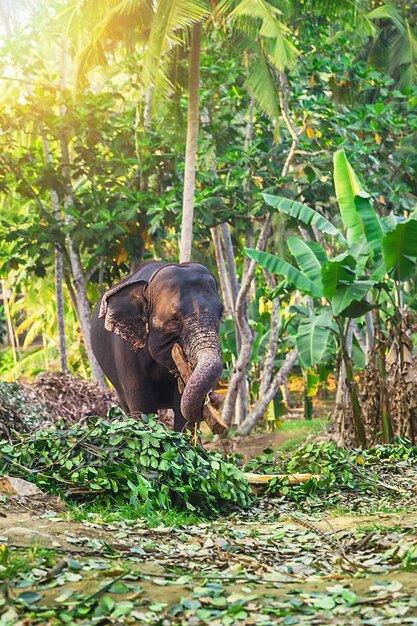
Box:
left=0, top=348, right=15, bottom=376
left=382, top=218, right=417, bottom=280
left=263, top=194, right=343, bottom=240
left=0, top=410, right=252, bottom=516
left=295, top=312, right=333, bottom=369
left=245, top=441, right=417, bottom=504
left=248, top=151, right=417, bottom=370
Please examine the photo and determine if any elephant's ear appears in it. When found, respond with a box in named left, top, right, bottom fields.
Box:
left=99, top=280, right=148, bottom=349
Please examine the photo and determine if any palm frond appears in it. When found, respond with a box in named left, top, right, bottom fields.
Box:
left=368, top=7, right=417, bottom=88
left=244, top=51, right=280, bottom=121
left=141, top=0, right=210, bottom=92
left=72, top=0, right=152, bottom=82
left=221, top=0, right=298, bottom=71
left=367, top=4, right=405, bottom=34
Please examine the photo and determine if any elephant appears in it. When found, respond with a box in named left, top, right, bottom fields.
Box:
left=91, top=261, right=224, bottom=432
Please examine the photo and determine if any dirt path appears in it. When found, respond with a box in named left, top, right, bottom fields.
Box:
left=1, top=502, right=416, bottom=625
left=204, top=431, right=295, bottom=463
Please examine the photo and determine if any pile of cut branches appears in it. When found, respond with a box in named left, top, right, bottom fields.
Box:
left=0, top=382, right=49, bottom=441
left=245, top=440, right=417, bottom=508
left=0, top=410, right=252, bottom=516
left=24, top=372, right=118, bottom=424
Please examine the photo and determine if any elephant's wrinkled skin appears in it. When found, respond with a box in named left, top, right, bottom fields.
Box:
left=91, top=261, right=224, bottom=432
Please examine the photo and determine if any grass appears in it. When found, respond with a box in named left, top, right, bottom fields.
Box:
left=275, top=417, right=328, bottom=452
left=67, top=501, right=204, bottom=527
left=0, top=545, right=58, bottom=582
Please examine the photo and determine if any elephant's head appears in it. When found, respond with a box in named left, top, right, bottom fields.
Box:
left=99, top=263, right=224, bottom=424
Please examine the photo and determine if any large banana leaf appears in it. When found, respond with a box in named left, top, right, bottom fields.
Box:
left=354, top=194, right=384, bottom=257
left=332, top=280, right=376, bottom=317
left=287, top=237, right=326, bottom=284
left=296, top=310, right=333, bottom=368
left=262, top=194, right=345, bottom=242
left=245, top=249, right=322, bottom=297
left=333, top=150, right=364, bottom=244
left=321, top=254, right=356, bottom=299
left=381, top=218, right=417, bottom=281
left=349, top=240, right=371, bottom=276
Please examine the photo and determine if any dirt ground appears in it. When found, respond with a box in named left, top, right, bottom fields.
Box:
left=1, top=494, right=417, bottom=625
left=204, top=431, right=294, bottom=463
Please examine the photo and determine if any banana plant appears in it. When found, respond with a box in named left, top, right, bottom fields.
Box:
left=247, top=150, right=417, bottom=447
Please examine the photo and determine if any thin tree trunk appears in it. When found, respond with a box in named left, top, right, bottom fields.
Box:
left=54, top=251, right=68, bottom=371
left=337, top=318, right=366, bottom=447
left=179, top=22, right=201, bottom=263
left=143, top=85, right=154, bottom=132
left=281, top=376, right=294, bottom=409
left=365, top=309, right=374, bottom=364
left=1, top=279, right=18, bottom=366
left=211, top=226, right=233, bottom=317
left=42, top=134, right=68, bottom=371
left=257, top=270, right=279, bottom=400
left=220, top=223, right=239, bottom=313
left=222, top=71, right=304, bottom=429
left=221, top=217, right=271, bottom=427
left=238, top=349, right=299, bottom=435
left=220, top=223, right=248, bottom=425
left=59, top=41, right=105, bottom=385
left=226, top=97, right=256, bottom=426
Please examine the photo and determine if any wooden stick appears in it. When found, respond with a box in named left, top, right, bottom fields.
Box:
left=172, top=343, right=228, bottom=435
left=245, top=472, right=323, bottom=485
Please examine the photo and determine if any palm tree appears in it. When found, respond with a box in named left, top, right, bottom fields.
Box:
left=65, top=0, right=299, bottom=262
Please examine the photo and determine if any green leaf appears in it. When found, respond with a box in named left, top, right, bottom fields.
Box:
left=245, top=249, right=322, bottom=297
left=263, top=194, right=345, bottom=242
left=341, top=589, right=359, bottom=605
left=382, top=218, right=417, bottom=281
left=296, top=311, right=333, bottom=368
left=112, top=601, right=135, bottom=617
left=245, top=51, right=280, bottom=120
left=314, top=595, right=336, bottom=610
left=332, top=281, right=375, bottom=317
left=17, top=591, right=42, bottom=605
left=321, top=254, right=356, bottom=299
left=354, top=194, right=384, bottom=256
left=287, top=237, right=327, bottom=284
left=333, top=150, right=364, bottom=244
left=367, top=4, right=405, bottom=33
left=97, top=596, right=116, bottom=615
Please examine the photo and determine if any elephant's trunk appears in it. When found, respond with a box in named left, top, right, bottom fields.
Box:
left=180, top=315, right=223, bottom=424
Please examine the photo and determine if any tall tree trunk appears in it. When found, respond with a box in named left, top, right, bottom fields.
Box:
left=59, top=41, right=105, bottom=385
left=220, top=224, right=239, bottom=309
left=54, top=251, right=68, bottom=371
left=211, top=227, right=233, bottom=317
left=219, top=223, right=247, bottom=425
left=1, top=279, right=18, bottom=366
left=337, top=318, right=367, bottom=448
left=42, top=135, right=68, bottom=371
left=143, top=86, right=154, bottom=133
left=225, top=98, right=256, bottom=427
left=365, top=301, right=375, bottom=365
left=179, top=22, right=201, bottom=263
left=222, top=72, right=303, bottom=430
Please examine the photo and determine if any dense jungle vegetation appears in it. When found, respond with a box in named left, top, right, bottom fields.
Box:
left=1, top=2, right=417, bottom=625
